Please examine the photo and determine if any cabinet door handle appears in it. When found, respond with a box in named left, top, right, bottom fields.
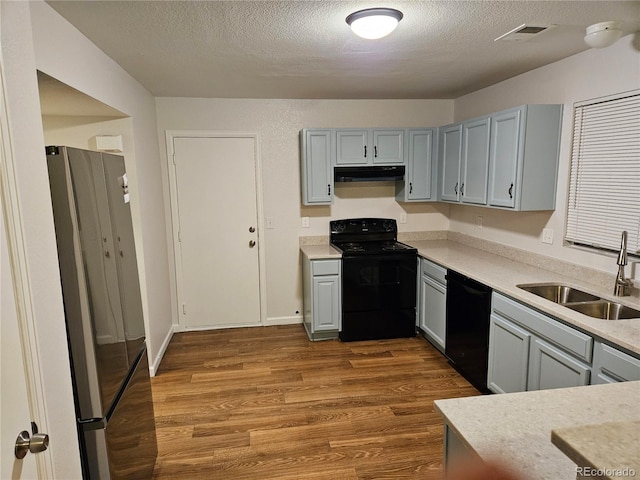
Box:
left=508, top=183, right=514, bottom=199
left=461, top=183, right=465, bottom=196
left=328, top=184, right=331, bottom=195
left=374, top=145, right=378, bottom=158
left=454, top=182, right=458, bottom=195
left=409, top=182, right=413, bottom=194
left=364, top=145, right=367, bottom=158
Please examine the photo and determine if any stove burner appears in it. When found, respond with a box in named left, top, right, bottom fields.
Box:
left=336, top=242, right=365, bottom=253
left=381, top=241, right=411, bottom=251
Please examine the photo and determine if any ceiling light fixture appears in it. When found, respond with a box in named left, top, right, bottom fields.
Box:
left=584, top=21, right=623, bottom=48
left=346, top=8, right=403, bottom=40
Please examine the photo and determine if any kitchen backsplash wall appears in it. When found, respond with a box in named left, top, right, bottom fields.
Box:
left=451, top=34, right=639, bottom=282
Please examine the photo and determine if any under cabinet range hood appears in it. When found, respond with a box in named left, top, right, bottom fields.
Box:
left=334, top=165, right=405, bottom=182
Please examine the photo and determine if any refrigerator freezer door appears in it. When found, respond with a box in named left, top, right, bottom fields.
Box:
left=105, top=347, right=157, bottom=479
left=82, top=347, right=157, bottom=479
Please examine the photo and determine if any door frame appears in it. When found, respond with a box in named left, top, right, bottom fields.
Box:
left=165, top=131, right=266, bottom=331
left=0, top=55, right=52, bottom=477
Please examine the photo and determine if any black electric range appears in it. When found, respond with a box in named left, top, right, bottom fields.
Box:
left=330, top=218, right=417, bottom=342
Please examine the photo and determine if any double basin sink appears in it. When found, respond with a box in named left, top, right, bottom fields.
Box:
left=517, top=283, right=640, bottom=320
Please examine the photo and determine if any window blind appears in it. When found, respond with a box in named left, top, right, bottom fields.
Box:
left=566, top=90, right=640, bottom=256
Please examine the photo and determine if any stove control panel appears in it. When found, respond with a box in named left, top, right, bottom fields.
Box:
left=330, top=218, right=397, bottom=235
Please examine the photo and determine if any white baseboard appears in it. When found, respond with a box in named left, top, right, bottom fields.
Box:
left=148, top=324, right=176, bottom=377
left=264, top=315, right=303, bottom=326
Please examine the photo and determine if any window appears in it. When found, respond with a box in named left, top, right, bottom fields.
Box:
left=565, top=90, right=640, bottom=256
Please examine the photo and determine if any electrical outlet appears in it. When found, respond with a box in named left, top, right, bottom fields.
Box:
left=542, top=228, right=554, bottom=244
left=399, top=213, right=407, bottom=224
left=477, top=216, right=483, bottom=229
left=301, top=217, right=310, bottom=228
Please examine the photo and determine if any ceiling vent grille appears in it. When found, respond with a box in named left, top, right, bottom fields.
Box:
left=495, top=24, right=555, bottom=42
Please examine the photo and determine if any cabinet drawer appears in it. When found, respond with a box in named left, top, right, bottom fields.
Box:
left=421, top=258, right=446, bottom=284
left=312, top=260, right=340, bottom=276
left=492, top=293, right=593, bottom=362
left=595, top=342, right=640, bottom=382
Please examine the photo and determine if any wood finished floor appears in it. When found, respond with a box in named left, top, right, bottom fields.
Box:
left=150, top=324, right=480, bottom=480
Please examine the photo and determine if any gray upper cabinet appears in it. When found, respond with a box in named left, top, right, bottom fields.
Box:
left=396, top=128, right=438, bottom=202
left=438, top=104, right=562, bottom=211
left=336, top=129, right=404, bottom=166
left=300, top=129, right=333, bottom=205
left=439, top=117, right=490, bottom=206
left=439, top=123, right=463, bottom=202
left=460, top=116, right=491, bottom=205
left=488, top=104, right=563, bottom=210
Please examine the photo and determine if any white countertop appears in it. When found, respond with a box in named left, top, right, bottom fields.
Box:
left=406, top=240, right=640, bottom=355
left=551, top=421, right=640, bottom=480
left=434, top=381, right=640, bottom=480
left=300, top=244, right=342, bottom=260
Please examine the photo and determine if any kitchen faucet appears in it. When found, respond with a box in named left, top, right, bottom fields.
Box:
left=614, top=231, right=632, bottom=297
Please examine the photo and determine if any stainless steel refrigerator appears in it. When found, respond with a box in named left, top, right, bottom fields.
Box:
left=46, top=146, right=157, bottom=479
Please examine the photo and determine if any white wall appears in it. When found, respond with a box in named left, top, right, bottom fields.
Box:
left=42, top=115, right=133, bottom=152
left=30, top=1, right=174, bottom=372
left=155, top=98, right=453, bottom=324
left=0, top=2, right=82, bottom=477
left=451, top=34, right=640, bottom=280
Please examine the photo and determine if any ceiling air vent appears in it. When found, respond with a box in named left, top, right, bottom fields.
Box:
left=495, top=24, right=555, bottom=42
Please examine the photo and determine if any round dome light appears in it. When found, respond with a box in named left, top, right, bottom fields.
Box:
left=346, top=8, right=403, bottom=40
left=584, top=21, right=623, bottom=48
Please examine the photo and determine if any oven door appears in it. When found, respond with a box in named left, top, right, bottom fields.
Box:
left=341, top=254, right=417, bottom=312
left=340, top=253, right=417, bottom=341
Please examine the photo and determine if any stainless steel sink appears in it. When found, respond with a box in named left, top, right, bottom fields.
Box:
left=565, top=301, right=640, bottom=320
left=517, top=283, right=600, bottom=304
left=517, top=283, right=640, bottom=320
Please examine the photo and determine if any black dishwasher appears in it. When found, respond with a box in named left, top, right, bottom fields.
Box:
left=445, top=270, right=492, bottom=393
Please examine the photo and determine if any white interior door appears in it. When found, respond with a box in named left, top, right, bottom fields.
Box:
left=1, top=190, right=38, bottom=479
left=172, top=136, right=261, bottom=329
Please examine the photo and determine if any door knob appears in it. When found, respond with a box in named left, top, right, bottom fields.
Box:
left=249, top=226, right=255, bottom=233
left=15, top=429, right=49, bottom=459
left=249, top=240, right=256, bottom=248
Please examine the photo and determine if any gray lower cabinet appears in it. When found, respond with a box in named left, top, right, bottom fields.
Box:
left=528, top=337, right=590, bottom=391
left=591, top=341, right=640, bottom=384
left=487, top=313, right=531, bottom=393
left=418, top=258, right=447, bottom=352
left=302, top=256, right=341, bottom=341
left=488, top=292, right=592, bottom=393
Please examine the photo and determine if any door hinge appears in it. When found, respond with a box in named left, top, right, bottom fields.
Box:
left=182, top=303, right=187, bottom=315
left=178, top=230, right=182, bottom=242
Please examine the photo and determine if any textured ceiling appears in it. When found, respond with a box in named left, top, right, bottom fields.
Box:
left=45, top=0, right=640, bottom=100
